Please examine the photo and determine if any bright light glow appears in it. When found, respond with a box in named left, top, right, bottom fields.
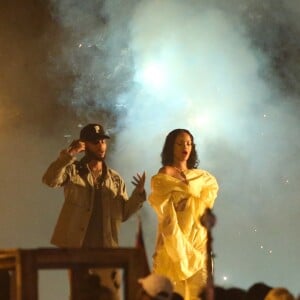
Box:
left=223, top=276, right=228, bottom=281
left=189, top=113, right=214, bottom=132
left=186, top=109, right=224, bottom=139
left=136, top=62, right=167, bottom=90
left=194, top=114, right=212, bottom=127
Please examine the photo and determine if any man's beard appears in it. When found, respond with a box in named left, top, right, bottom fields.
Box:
left=85, top=149, right=105, bottom=162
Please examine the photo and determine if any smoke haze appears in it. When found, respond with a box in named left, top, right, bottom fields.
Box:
left=0, top=0, right=299, bottom=298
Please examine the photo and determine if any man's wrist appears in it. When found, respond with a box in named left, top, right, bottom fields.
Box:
left=138, top=189, right=146, bottom=198
left=66, top=147, right=77, bottom=156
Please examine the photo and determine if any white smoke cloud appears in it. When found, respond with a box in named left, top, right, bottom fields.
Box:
left=2, top=0, right=298, bottom=298
left=46, top=0, right=300, bottom=294
left=104, top=0, right=299, bottom=294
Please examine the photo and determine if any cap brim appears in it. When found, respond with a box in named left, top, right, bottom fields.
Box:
left=84, top=135, right=110, bottom=141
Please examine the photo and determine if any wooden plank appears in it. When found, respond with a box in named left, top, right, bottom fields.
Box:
left=35, top=248, right=137, bottom=268
left=0, top=248, right=150, bottom=300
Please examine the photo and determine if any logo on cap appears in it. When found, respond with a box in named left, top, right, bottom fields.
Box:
left=94, top=125, right=101, bottom=133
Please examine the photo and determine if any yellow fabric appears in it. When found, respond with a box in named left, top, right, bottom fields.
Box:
left=149, top=169, right=218, bottom=300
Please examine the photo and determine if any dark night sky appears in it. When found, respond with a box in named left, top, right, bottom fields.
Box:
left=0, top=0, right=299, bottom=299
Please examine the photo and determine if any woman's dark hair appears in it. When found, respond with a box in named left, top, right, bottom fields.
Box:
left=161, top=128, right=199, bottom=169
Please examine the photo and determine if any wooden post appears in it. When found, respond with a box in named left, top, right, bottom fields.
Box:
left=0, top=270, right=10, bottom=300
left=15, top=250, right=38, bottom=300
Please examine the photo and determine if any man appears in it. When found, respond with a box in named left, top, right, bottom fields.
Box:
left=42, top=123, right=146, bottom=299
left=136, top=273, right=174, bottom=300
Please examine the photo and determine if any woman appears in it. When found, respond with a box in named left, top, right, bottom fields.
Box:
left=149, top=129, right=219, bottom=300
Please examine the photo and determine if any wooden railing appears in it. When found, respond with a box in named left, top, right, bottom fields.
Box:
left=0, top=247, right=150, bottom=300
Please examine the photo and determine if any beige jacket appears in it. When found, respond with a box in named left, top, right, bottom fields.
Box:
left=42, top=150, right=145, bottom=248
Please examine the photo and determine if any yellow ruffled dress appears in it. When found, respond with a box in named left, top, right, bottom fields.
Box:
left=149, top=169, right=219, bottom=300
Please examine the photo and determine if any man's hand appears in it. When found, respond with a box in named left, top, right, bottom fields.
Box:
left=131, top=171, right=146, bottom=194
left=67, top=139, right=85, bottom=156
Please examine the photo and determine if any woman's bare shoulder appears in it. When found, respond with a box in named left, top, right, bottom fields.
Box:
left=158, top=166, right=167, bottom=174
left=158, top=166, right=173, bottom=175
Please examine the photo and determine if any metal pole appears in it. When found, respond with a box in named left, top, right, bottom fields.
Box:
left=200, top=208, right=217, bottom=300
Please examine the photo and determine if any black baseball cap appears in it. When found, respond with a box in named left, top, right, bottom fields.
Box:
left=80, top=123, right=110, bottom=141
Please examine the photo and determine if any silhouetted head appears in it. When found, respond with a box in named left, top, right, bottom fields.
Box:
left=265, top=287, right=295, bottom=300
left=137, top=273, right=173, bottom=300
left=245, top=282, right=272, bottom=300
left=226, top=287, right=246, bottom=300
left=171, top=292, right=184, bottom=300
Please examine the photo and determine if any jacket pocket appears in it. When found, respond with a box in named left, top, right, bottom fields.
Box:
left=65, top=183, right=91, bottom=209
